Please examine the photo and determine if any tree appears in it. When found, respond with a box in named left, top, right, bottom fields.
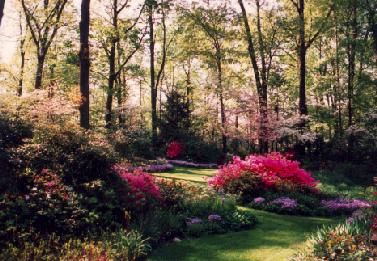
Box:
left=17, top=10, right=27, bottom=97
left=238, top=0, right=277, bottom=153
left=95, top=0, right=145, bottom=128
left=182, top=3, right=236, bottom=154
left=147, top=0, right=169, bottom=150
left=79, top=0, right=91, bottom=129
left=288, top=0, right=333, bottom=116
left=21, top=0, right=68, bottom=89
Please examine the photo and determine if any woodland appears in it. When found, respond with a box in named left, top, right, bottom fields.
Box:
left=0, top=0, right=376, bottom=260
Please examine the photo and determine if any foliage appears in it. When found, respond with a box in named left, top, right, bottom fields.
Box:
left=293, top=219, right=377, bottom=261
left=0, top=230, right=151, bottom=261
left=0, top=169, right=95, bottom=243
left=11, top=123, right=116, bottom=186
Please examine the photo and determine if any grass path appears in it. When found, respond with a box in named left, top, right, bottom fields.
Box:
left=149, top=167, right=339, bottom=261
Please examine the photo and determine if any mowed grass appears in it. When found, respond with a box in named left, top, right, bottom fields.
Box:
left=149, top=166, right=339, bottom=261
left=149, top=209, right=337, bottom=261
left=152, top=166, right=216, bottom=184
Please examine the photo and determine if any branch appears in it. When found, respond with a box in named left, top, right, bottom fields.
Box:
left=305, top=5, right=333, bottom=50
left=155, top=1, right=167, bottom=91
left=114, top=30, right=147, bottom=77
left=289, top=0, right=299, bottom=12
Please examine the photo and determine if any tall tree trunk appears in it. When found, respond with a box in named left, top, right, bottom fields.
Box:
left=18, top=49, right=25, bottom=97
left=105, top=0, right=118, bottom=128
left=149, top=4, right=158, bottom=149
left=238, top=0, right=268, bottom=153
left=0, top=0, right=5, bottom=26
left=347, top=1, right=357, bottom=158
left=298, top=0, right=308, bottom=116
left=256, top=0, right=269, bottom=153
left=216, top=50, right=227, bottom=154
left=79, top=0, right=90, bottom=129
left=334, top=14, right=343, bottom=137
left=35, top=55, right=45, bottom=89
left=17, top=13, right=26, bottom=97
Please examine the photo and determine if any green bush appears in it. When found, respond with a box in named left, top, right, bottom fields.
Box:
left=226, top=171, right=264, bottom=203
left=0, top=230, right=151, bottom=261
left=184, top=139, right=223, bottom=163
left=292, top=218, right=377, bottom=261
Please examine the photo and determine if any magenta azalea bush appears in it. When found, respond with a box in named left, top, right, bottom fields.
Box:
left=116, top=168, right=161, bottom=211
left=208, top=152, right=318, bottom=193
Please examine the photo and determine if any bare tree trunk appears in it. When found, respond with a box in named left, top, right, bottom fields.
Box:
left=18, top=48, right=25, bottom=96
left=149, top=4, right=158, bottom=149
left=216, top=51, right=227, bottom=155
left=79, top=0, right=90, bottom=129
left=334, top=14, right=343, bottom=137
left=0, top=0, right=5, bottom=26
left=347, top=1, right=357, bottom=158
left=35, top=55, right=45, bottom=89
left=238, top=0, right=268, bottom=153
left=298, top=0, right=308, bottom=116
left=17, top=13, right=26, bottom=97
left=105, top=0, right=119, bottom=128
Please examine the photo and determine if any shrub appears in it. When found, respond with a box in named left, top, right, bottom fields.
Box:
left=0, top=169, right=95, bottom=242
left=117, top=169, right=161, bottom=213
left=166, top=141, right=183, bottom=159
left=308, top=222, right=376, bottom=260
left=112, top=128, right=155, bottom=160
left=0, top=230, right=151, bottom=261
left=184, top=139, right=223, bottom=163
left=12, top=124, right=116, bottom=186
left=0, top=112, right=32, bottom=148
left=208, top=152, right=318, bottom=200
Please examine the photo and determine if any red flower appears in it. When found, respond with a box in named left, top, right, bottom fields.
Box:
left=166, top=141, right=183, bottom=159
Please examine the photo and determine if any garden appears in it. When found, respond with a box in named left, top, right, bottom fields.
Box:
left=1, top=0, right=377, bottom=260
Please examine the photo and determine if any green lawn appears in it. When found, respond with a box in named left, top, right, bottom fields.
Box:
left=152, top=166, right=215, bottom=184
left=149, top=166, right=340, bottom=261
left=149, top=209, right=336, bottom=261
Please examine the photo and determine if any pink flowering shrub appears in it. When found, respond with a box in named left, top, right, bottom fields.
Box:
left=208, top=152, right=318, bottom=195
left=166, top=141, right=183, bottom=159
left=117, top=168, right=161, bottom=211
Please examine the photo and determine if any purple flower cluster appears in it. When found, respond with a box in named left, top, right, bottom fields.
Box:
left=145, top=164, right=174, bottom=172
left=186, top=217, right=203, bottom=226
left=271, top=197, right=298, bottom=209
left=321, top=198, right=371, bottom=211
left=208, top=214, right=222, bottom=222
left=168, top=160, right=217, bottom=168
left=253, top=197, right=265, bottom=204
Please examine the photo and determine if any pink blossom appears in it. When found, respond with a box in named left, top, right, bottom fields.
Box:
left=208, top=152, right=318, bottom=191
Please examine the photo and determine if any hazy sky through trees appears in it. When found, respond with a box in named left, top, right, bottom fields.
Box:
left=0, top=0, right=267, bottom=62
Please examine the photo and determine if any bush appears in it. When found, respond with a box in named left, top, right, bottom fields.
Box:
left=184, top=139, right=223, bottom=163
left=116, top=169, right=162, bottom=213
left=112, top=128, right=155, bottom=160
left=0, top=230, right=151, bottom=261
left=0, top=112, right=32, bottom=148
left=12, top=124, right=116, bottom=186
left=0, top=169, right=96, bottom=242
left=208, top=153, right=318, bottom=201
left=292, top=220, right=377, bottom=261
